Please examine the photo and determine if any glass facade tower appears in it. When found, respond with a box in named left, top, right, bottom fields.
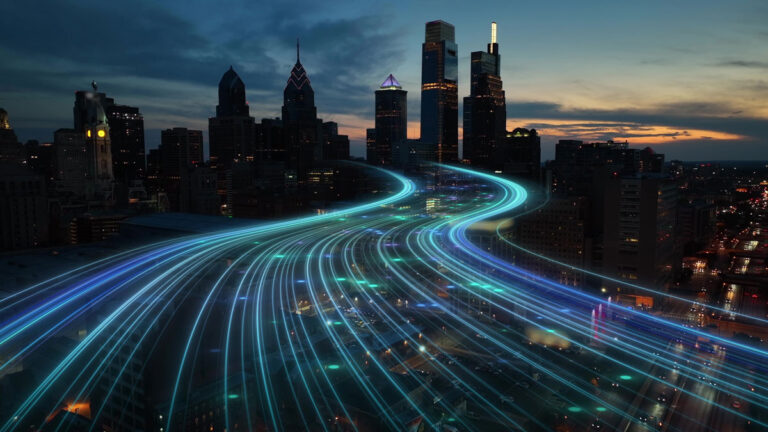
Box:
left=421, top=20, right=458, bottom=164
left=463, top=21, right=506, bottom=169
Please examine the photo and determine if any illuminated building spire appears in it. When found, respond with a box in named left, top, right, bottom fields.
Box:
left=380, top=74, right=402, bottom=90
left=296, top=38, right=300, bottom=63
left=489, top=21, right=498, bottom=54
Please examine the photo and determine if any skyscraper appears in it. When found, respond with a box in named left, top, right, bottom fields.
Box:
left=421, top=20, right=458, bottom=164
left=53, top=128, right=89, bottom=197
left=106, top=104, right=145, bottom=183
left=209, top=66, right=256, bottom=169
left=463, top=22, right=506, bottom=169
left=283, top=41, right=321, bottom=180
left=159, top=128, right=204, bottom=178
left=370, top=74, right=407, bottom=166
left=157, top=128, right=205, bottom=212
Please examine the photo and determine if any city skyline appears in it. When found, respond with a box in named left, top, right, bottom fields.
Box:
left=1, top=1, right=766, bottom=161
left=1, top=4, right=767, bottom=429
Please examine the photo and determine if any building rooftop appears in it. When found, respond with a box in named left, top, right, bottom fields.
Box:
left=380, top=74, right=402, bottom=90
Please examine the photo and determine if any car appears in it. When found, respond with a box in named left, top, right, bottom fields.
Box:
left=657, top=392, right=668, bottom=403
left=732, top=400, right=742, bottom=409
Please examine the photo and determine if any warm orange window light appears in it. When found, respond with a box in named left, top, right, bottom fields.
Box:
left=97, top=129, right=106, bottom=138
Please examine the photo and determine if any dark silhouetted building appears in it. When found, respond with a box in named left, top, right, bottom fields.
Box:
left=283, top=41, right=321, bottom=180
left=421, top=20, right=458, bottom=164
left=501, top=128, right=541, bottom=180
left=69, top=212, right=127, bottom=244
left=160, top=128, right=203, bottom=178
left=393, top=139, right=433, bottom=172
left=550, top=140, right=649, bottom=196
left=366, top=128, right=376, bottom=163
left=321, top=121, right=350, bottom=160
left=463, top=22, right=505, bottom=168
left=255, top=117, right=285, bottom=162
left=510, top=196, right=591, bottom=287
left=106, top=104, right=145, bottom=184
left=209, top=66, right=256, bottom=169
left=0, top=163, right=49, bottom=250
left=53, top=128, right=89, bottom=198
left=599, top=175, right=679, bottom=292
left=25, top=140, right=56, bottom=184
left=370, top=74, right=407, bottom=166
left=73, top=86, right=146, bottom=201
left=0, top=108, right=25, bottom=166
left=156, top=128, right=207, bottom=212
left=547, top=140, right=678, bottom=293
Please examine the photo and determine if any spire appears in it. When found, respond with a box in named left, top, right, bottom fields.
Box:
left=380, top=74, right=402, bottom=90
left=296, top=38, right=300, bottom=63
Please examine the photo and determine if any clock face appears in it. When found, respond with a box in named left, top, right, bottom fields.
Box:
left=97, top=129, right=106, bottom=138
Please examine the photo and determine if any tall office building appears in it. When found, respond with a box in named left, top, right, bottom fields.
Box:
left=159, top=128, right=203, bottom=178
left=282, top=41, right=321, bottom=180
left=106, top=104, right=145, bottom=183
left=463, top=22, right=506, bottom=168
left=370, top=74, right=407, bottom=166
left=73, top=88, right=114, bottom=199
left=0, top=163, right=49, bottom=250
left=53, top=129, right=89, bottom=197
left=157, top=128, right=205, bottom=212
left=599, top=175, right=679, bottom=292
left=510, top=196, right=591, bottom=287
left=209, top=66, right=256, bottom=168
left=421, top=20, right=458, bottom=164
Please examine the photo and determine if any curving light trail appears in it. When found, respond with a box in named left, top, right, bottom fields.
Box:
left=0, top=165, right=765, bottom=432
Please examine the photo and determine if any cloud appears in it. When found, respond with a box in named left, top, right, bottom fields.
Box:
left=715, top=60, right=768, bottom=69
left=506, top=100, right=768, bottom=144
left=0, top=0, right=407, bottom=147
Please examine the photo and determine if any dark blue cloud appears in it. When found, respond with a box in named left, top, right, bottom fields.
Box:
left=0, top=0, right=406, bottom=145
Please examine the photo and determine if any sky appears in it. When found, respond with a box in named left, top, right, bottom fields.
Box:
left=0, top=0, right=766, bottom=160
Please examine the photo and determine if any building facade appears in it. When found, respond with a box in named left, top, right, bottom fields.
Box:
left=501, top=128, right=541, bottom=180
left=463, top=22, right=506, bottom=168
left=209, top=66, right=256, bottom=169
left=282, top=42, right=321, bottom=180
left=421, top=20, right=458, bottom=164
left=371, top=74, right=407, bottom=166
left=106, top=104, right=145, bottom=184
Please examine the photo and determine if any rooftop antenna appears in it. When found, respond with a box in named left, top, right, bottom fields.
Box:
left=296, top=38, right=300, bottom=63
left=91, top=80, right=98, bottom=92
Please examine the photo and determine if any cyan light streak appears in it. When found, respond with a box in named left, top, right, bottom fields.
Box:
left=1, top=165, right=766, bottom=431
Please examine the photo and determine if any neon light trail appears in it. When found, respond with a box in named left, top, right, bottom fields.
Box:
left=1, top=166, right=766, bottom=431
